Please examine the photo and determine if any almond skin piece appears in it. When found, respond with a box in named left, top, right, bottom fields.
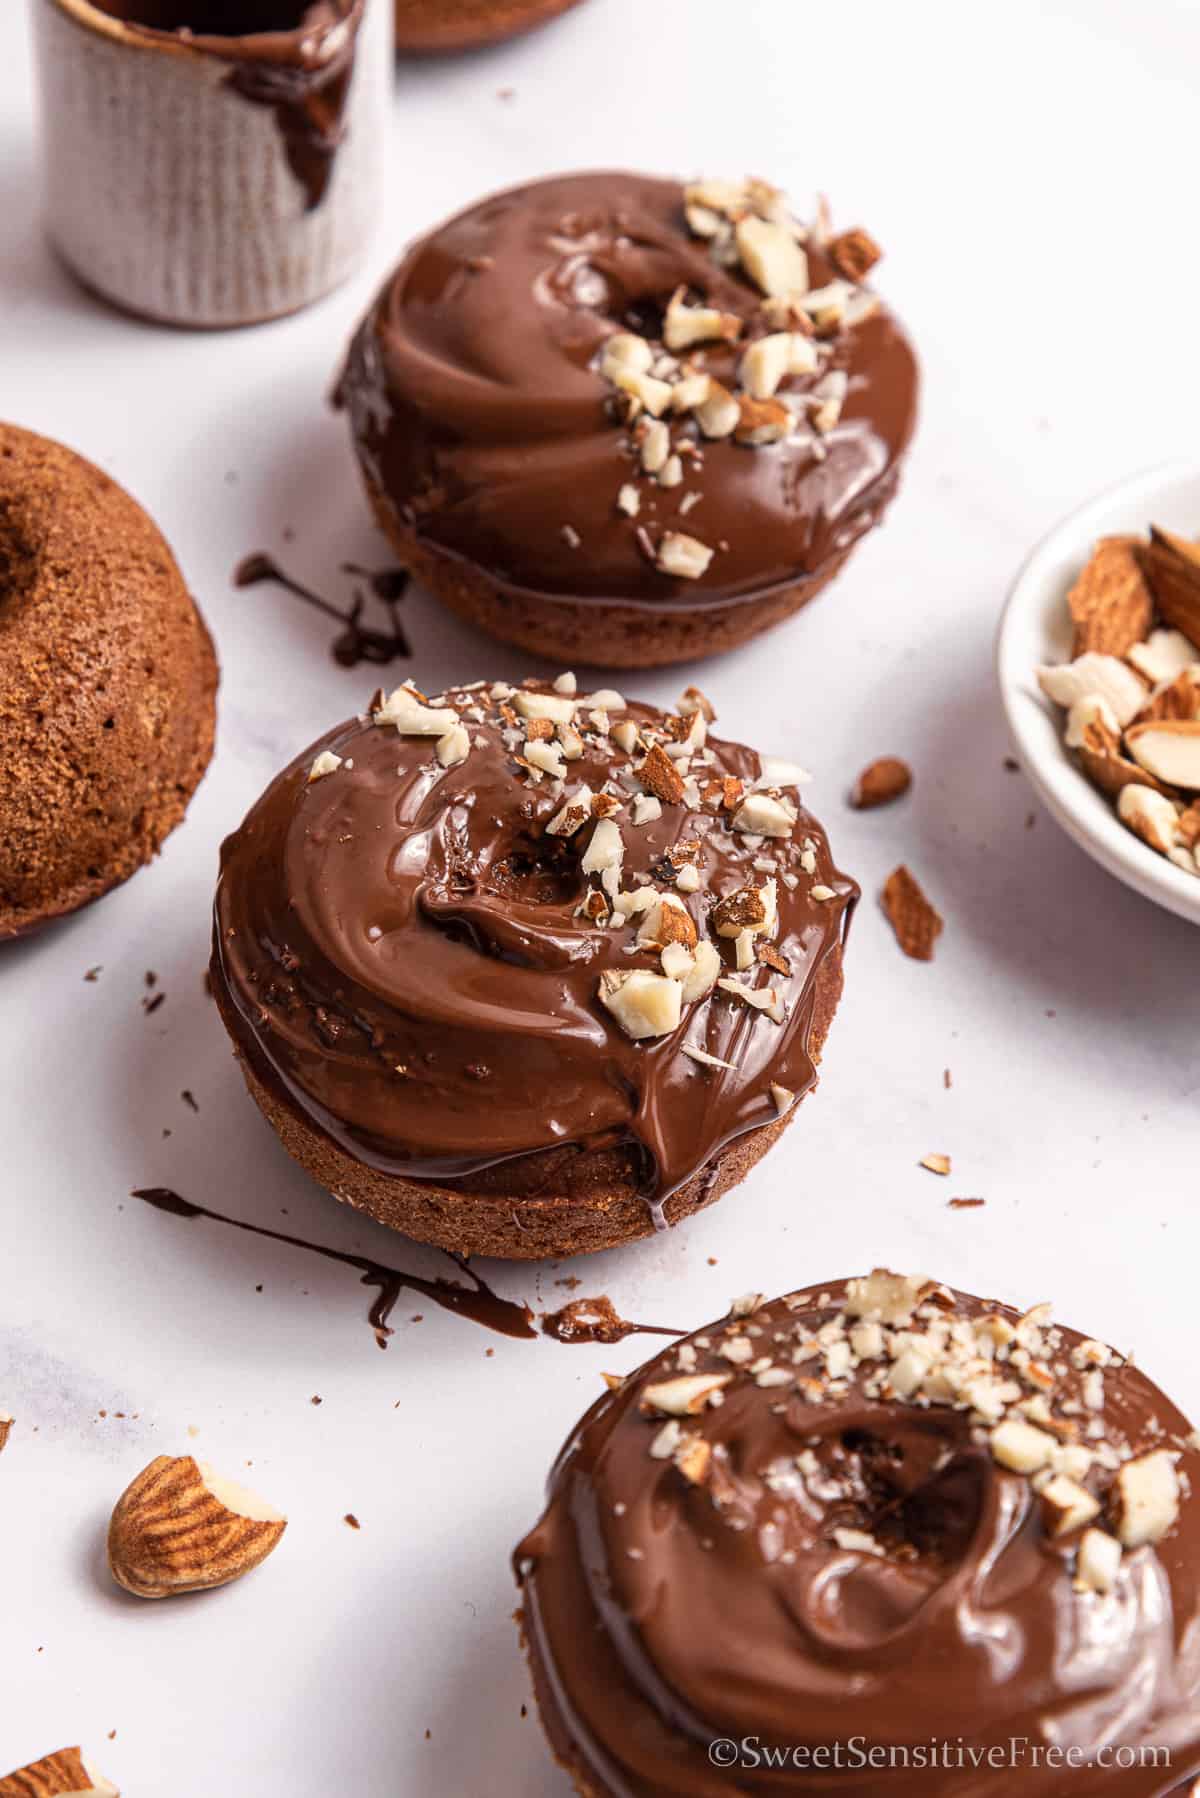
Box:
left=1138, top=527, right=1200, bottom=644
left=1066, top=535, right=1153, bottom=657
left=851, top=756, right=912, bottom=809
left=0, top=1747, right=118, bottom=1796
left=107, top=1455, right=286, bottom=1599
left=881, top=866, right=943, bottom=961
left=1077, top=721, right=1172, bottom=801
left=827, top=227, right=882, bottom=283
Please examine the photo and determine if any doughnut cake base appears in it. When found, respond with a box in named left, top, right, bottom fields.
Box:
left=362, top=471, right=861, bottom=670
left=213, top=948, right=842, bottom=1259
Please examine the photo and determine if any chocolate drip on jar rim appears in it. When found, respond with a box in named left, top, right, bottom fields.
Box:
left=88, top=0, right=366, bottom=209
left=129, top=1187, right=535, bottom=1346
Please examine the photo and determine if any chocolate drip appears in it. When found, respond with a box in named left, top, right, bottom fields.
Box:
left=129, top=1187, right=535, bottom=1346
left=92, top=1, right=365, bottom=210
left=539, top=1296, right=683, bottom=1345
left=233, top=551, right=409, bottom=665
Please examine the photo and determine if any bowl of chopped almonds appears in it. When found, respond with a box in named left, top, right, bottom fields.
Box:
left=997, top=462, right=1200, bottom=926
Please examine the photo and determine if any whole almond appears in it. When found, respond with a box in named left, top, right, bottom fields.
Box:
left=0, top=1747, right=117, bottom=1796
left=107, top=1455, right=286, bottom=1599
left=850, top=757, right=912, bottom=809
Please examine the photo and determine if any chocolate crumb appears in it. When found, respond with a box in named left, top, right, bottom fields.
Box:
left=84, top=966, right=102, bottom=982
left=181, top=1090, right=199, bottom=1113
left=142, top=991, right=166, bottom=1015
left=949, top=1197, right=986, bottom=1210
left=344, top=1513, right=360, bottom=1530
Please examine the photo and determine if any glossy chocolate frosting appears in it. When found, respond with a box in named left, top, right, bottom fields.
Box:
left=515, top=1275, right=1200, bottom=1797
left=91, top=0, right=364, bottom=208
left=336, top=171, right=918, bottom=609
left=211, top=679, right=854, bottom=1215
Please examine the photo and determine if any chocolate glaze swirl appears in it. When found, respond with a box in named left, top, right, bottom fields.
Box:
left=211, top=683, right=854, bottom=1213
left=336, top=171, right=919, bottom=609
left=515, top=1278, right=1200, bottom=1797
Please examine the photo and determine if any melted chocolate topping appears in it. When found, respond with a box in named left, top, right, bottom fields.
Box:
left=130, top=1186, right=535, bottom=1345
left=211, top=679, right=854, bottom=1216
left=91, top=0, right=365, bottom=208
left=515, top=1277, right=1200, bottom=1797
left=336, top=171, right=918, bottom=610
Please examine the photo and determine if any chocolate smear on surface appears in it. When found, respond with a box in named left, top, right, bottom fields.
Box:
left=233, top=552, right=409, bottom=667
left=540, top=1295, right=683, bottom=1345
left=129, top=1188, right=534, bottom=1348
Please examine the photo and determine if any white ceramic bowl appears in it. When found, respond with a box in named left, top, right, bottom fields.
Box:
left=997, top=462, right=1200, bottom=927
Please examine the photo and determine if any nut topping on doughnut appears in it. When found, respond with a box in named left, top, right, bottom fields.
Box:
left=212, top=677, right=855, bottom=1216
left=515, top=1274, right=1200, bottom=1796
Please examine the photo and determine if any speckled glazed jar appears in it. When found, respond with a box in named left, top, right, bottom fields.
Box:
left=32, top=0, right=390, bottom=328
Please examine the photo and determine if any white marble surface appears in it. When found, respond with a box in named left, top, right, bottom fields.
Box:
left=1, top=1, right=1197, bottom=1791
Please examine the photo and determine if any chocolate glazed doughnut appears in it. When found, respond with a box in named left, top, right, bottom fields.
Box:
left=336, top=171, right=918, bottom=668
left=211, top=677, right=855, bottom=1258
left=515, top=1272, right=1200, bottom=1798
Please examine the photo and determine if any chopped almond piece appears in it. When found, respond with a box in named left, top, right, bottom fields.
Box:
left=1139, top=526, right=1200, bottom=644
left=1117, top=785, right=1180, bottom=855
left=1177, top=800, right=1200, bottom=849
left=657, top=532, right=714, bottom=580
left=1127, top=627, right=1200, bottom=686
left=919, top=1153, right=951, bottom=1176
left=881, top=866, right=943, bottom=961
left=1075, top=1526, right=1122, bottom=1595
left=734, top=394, right=793, bottom=445
left=1041, top=1474, right=1101, bottom=1537
left=851, top=756, right=912, bottom=809
left=756, top=942, right=791, bottom=976
left=1066, top=536, right=1154, bottom=657
left=827, top=226, right=882, bottom=282
left=1135, top=669, right=1200, bottom=724
left=1077, top=719, right=1171, bottom=800
left=1125, top=719, right=1200, bottom=788
left=1037, top=654, right=1147, bottom=728
left=1112, top=1450, right=1180, bottom=1548
left=641, top=1373, right=731, bottom=1416
left=640, top=743, right=686, bottom=806
left=673, top=1436, right=712, bottom=1485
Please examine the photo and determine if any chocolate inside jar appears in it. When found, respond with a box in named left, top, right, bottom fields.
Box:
left=88, top=0, right=312, bottom=31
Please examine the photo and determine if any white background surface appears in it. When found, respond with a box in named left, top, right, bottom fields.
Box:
left=1, top=2, right=1198, bottom=1792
